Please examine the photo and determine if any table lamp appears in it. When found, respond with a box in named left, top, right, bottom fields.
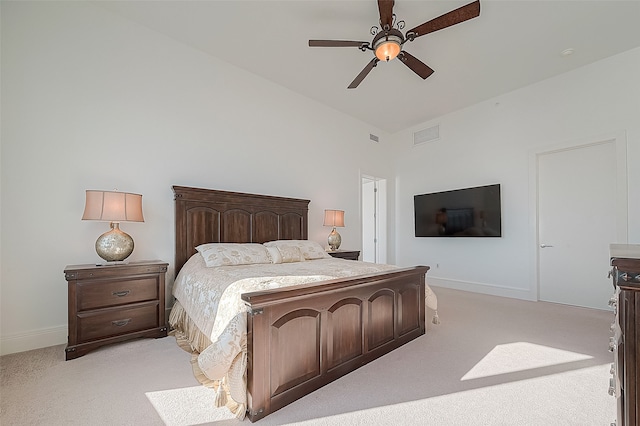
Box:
left=82, top=190, right=144, bottom=263
left=323, top=209, right=345, bottom=251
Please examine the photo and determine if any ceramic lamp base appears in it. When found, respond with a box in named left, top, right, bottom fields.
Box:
left=327, top=228, right=342, bottom=251
left=95, top=222, right=134, bottom=262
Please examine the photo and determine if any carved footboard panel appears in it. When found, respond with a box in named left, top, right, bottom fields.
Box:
left=241, top=266, right=429, bottom=421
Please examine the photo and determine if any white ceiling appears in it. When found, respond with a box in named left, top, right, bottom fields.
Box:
left=99, top=0, right=640, bottom=133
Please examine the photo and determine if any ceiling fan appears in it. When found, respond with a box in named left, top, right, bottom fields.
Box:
left=309, top=0, right=481, bottom=89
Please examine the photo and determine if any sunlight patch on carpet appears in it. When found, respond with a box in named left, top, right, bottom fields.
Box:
left=284, top=364, right=613, bottom=426
left=461, top=342, right=593, bottom=381
left=146, top=385, right=235, bottom=425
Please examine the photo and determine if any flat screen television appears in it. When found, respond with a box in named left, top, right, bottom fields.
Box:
left=414, top=184, right=501, bottom=237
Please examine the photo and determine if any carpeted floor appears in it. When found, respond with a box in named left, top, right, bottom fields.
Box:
left=0, top=287, right=616, bottom=425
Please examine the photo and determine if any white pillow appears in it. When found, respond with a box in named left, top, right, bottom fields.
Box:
left=278, top=245, right=306, bottom=263
left=265, top=245, right=305, bottom=264
left=264, top=240, right=331, bottom=260
left=265, top=246, right=283, bottom=264
left=196, top=243, right=272, bottom=267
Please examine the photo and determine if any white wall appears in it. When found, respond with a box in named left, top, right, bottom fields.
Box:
left=392, top=47, right=640, bottom=299
left=0, top=2, right=393, bottom=354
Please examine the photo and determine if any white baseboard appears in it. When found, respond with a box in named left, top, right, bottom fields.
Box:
left=0, top=325, right=67, bottom=356
left=427, top=276, right=535, bottom=301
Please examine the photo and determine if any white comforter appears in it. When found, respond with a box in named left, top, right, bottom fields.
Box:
left=171, top=254, right=437, bottom=416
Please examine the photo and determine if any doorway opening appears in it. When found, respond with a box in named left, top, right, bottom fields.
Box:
left=361, top=175, right=387, bottom=263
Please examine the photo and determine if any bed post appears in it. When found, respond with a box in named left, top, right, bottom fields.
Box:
left=245, top=305, right=270, bottom=421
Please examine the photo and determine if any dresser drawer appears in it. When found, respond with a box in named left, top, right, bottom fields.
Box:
left=77, top=277, right=159, bottom=311
left=77, top=303, right=159, bottom=342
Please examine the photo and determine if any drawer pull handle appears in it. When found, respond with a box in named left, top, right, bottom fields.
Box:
left=112, top=290, right=130, bottom=297
left=112, top=319, right=131, bottom=327
left=608, top=378, right=616, bottom=396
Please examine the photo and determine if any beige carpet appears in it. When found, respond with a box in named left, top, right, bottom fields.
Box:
left=0, top=287, right=616, bottom=425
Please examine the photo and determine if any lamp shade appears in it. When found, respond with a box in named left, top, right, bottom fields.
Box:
left=323, top=209, right=345, bottom=227
left=82, top=190, right=144, bottom=222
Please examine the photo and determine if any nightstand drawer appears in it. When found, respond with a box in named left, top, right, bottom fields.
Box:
left=77, top=277, right=159, bottom=310
left=77, top=302, right=159, bottom=342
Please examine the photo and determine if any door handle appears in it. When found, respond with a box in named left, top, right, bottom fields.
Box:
left=540, top=244, right=554, bottom=248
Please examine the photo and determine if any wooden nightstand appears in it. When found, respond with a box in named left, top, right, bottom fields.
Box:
left=327, top=250, right=360, bottom=261
left=64, top=260, right=168, bottom=360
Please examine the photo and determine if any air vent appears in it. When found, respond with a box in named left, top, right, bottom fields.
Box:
left=413, top=124, right=440, bottom=146
left=370, top=133, right=379, bottom=143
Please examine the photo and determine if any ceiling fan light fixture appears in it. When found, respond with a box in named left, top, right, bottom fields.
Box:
left=373, top=30, right=403, bottom=61
left=375, top=40, right=401, bottom=61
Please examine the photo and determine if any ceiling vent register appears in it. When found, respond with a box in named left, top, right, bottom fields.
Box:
left=414, top=124, right=440, bottom=146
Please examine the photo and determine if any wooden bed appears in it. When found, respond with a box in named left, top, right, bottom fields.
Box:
left=173, top=185, right=430, bottom=422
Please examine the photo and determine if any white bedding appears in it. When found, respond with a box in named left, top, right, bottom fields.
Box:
left=170, top=253, right=437, bottom=417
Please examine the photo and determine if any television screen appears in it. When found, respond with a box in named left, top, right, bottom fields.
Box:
left=414, top=184, right=501, bottom=237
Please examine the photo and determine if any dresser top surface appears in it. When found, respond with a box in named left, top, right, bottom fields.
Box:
left=610, top=244, right=640, bottom=260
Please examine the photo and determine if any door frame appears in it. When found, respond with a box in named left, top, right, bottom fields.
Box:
left=528, top=131, right=628, bottom=301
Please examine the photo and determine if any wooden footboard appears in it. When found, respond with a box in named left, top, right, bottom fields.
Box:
left=241, top=266, right=429, bottom=422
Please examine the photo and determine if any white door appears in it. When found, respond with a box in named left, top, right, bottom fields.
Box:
left=362, top=177, right=376, bottom=262
left=377, top=179, right=387, bottom=264
left=361, top=176, right=387, bottom=264
left=537, top=140, right=619, bottom=310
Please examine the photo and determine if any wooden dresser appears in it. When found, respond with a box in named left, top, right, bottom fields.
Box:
left=64, top=260, right=168, bottom=360
left=609, top=245, right=639, bottom=426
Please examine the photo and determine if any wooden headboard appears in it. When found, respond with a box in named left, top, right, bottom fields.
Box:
left=173, top=186, right=310, bottom=273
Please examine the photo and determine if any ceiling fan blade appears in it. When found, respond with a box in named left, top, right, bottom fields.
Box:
left=348, top=58, right=379, bottom=89
left=398, top=51, right=434, bottom=80
left=407, top=0, right=480, bottom=39
left=309, top=40, right=368, bottom=48
left=377, top=0, right=395, bottom=29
